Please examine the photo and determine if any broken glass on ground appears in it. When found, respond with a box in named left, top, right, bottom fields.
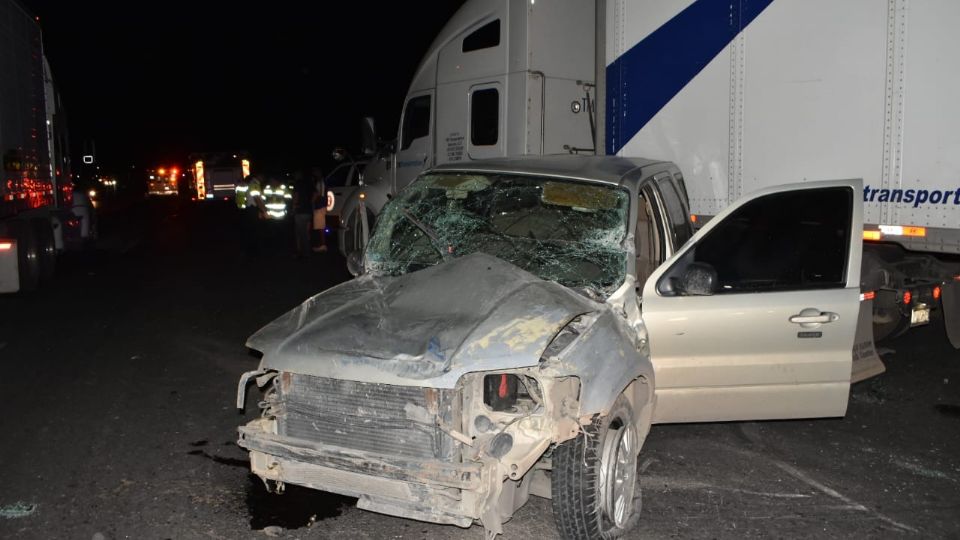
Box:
left=0, top=502, right=37, bottom=519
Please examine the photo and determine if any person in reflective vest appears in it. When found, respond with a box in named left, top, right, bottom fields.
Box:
left=236, top=174, right=262, bottom=210
left=262, top=178, right=290, bottom=219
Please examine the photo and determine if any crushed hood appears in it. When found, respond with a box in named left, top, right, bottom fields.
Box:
left=247, top=252, right=599, bottom=387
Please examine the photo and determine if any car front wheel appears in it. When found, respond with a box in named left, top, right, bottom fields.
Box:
left=551, top=395, right=641, bottom=539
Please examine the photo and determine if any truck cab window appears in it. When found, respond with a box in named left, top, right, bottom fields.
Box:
left=462, top=19, right=500, bottom=52
left=400, top=95, right=431, bottom=150
left=471, top=88, right=499, bottom=146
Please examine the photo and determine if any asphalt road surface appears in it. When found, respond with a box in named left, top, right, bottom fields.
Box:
left=1, top=198, right=958, bottom=539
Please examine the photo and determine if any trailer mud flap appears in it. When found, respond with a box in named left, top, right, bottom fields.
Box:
left=942, top=281, right=960, bottom=350
left=852, top=299, right=885, bottom=383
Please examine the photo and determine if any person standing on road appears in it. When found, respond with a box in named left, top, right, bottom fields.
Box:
left=312, top=169, right=328, bottom=253
left=292, top=169, right=316, bottom=257
left=241, top=173, right=265, bottom=256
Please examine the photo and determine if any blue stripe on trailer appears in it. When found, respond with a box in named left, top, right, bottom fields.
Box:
left=606, top=0, right=775, bottom=155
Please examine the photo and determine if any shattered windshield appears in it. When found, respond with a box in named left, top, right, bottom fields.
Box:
left=366, top=172, right=630, bottom=295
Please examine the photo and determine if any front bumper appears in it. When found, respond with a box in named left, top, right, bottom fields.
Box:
left=238, top=418, right=490, bottom=528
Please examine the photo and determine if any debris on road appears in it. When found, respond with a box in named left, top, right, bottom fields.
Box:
left=0, top=502, right=37, bottom=519
left=262, top=525, right=284, bottom=537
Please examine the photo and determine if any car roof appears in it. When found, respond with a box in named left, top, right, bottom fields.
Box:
left=428, top=155, right=667, bottom=186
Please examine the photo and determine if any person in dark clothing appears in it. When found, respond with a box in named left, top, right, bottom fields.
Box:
left=292, top=169, right=316, bottom=257
left=241, top=174, right=265, bottom=257
left=312, top=170, right=327, bottom=252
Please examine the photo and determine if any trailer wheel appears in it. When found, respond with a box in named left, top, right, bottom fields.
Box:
left=9, top=220, right=41, bottom=292
left=551, top=395, right=642, bottom=540
left=872, top=290, right=910, bottom=342
left=32, top=218, right=56, bottom=282
left=873, top=313, right=910, bottom=342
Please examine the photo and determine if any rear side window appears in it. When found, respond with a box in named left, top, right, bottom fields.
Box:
left=324, top=165, right=351, bottom=187
left=400, top=95, right=431, bottom=150
left=692, top=187, right=852, bottom=293
left=463, top=20, right=500, bottom=52
left=657, top=178, right=693, bottom=247
left=673, top=172, right=689, bottom=201
left=471, top=88, right=499, bottom=146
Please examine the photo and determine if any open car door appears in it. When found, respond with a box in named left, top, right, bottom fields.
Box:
left=642, top=180, right=863, bottom=423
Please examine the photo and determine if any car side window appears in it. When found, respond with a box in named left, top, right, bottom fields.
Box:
left=635, top=190, right=663, bottom=287
left=662, top=187, right=852, bottom=295
left=400, top=95, right=431, bottom=150
left=325, top=165, right=351, bottom=188
left=673, top=172, right=689, bottom=202
left=656, top=177, right=693, bottom=248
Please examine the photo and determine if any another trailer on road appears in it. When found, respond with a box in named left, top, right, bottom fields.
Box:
left=0, top=0, right=88, bottom=293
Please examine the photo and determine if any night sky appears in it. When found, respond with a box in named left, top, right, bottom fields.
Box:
left=22, top=1, right=465, bottom=175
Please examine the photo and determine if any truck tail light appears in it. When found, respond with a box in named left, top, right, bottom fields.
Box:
left=902, top=290, right=912, bottom=305
left=863, top=230, right=882, bottom=241
left=933, top=286, right=941, bottom=301
left=0, top=240, right=13, bottom=251
left=878, top=225, right=927, bottom=237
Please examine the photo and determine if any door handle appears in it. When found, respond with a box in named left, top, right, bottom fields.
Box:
left=789, top=309, right=839, bottom=324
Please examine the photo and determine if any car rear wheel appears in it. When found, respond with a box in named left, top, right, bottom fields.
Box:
left=551, top=395, right=641, bottom=539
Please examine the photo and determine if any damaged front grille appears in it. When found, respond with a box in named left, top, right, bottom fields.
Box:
left=274, top=373, right=459, bottom=461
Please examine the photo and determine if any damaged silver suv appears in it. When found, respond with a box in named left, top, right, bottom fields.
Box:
left=237, top=156, right=863, bottom=538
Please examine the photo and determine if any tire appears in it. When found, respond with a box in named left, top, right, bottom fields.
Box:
left=9, top=220, right=41, bottom=292
left=873, top=314, right=910, bottom=343
left=552, top=395, right=642, bottom=540
left=872, top=291, right=911, bottom=342
left=32, top=218, right=56, bottom=282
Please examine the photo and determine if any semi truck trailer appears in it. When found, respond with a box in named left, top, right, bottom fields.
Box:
left=342, top=0, right=960, bottom=348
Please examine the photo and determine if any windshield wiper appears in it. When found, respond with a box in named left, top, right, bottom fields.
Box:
left=399, top=207, right=448, bottom=260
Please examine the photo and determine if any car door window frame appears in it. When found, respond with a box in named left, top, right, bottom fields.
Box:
left=638, top=181, right=671, bottom=264
left=655, top=173, right=694, bottom=248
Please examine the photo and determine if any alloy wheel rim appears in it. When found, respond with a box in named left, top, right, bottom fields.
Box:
left=600, top=423, right=638, bottom=528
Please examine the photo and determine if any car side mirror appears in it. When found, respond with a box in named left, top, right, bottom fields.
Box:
left=680, top=262, right=718, bottom=296
left=347, top=250, right=365, bottom=277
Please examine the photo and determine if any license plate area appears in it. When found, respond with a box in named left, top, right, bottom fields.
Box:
left=910, top=304, right=930, bottom=326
